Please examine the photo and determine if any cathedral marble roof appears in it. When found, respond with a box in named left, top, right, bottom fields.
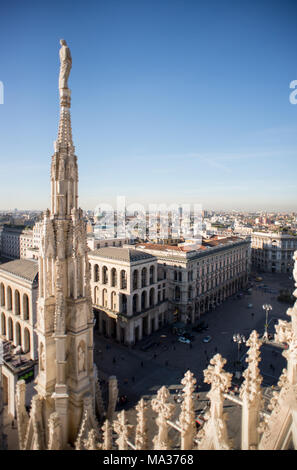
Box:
left=0, top=259, right=39, bottom=282
left=90, top=247, right=155, bottom=263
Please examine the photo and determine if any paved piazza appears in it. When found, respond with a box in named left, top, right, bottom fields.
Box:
left=94, top=271, right=293, bottom=449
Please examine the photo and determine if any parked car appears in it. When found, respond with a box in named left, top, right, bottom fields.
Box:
left=183, top=333, right=195, bottom=341
left=178, top=336, right=191, bottom=344
left=202, top=335, right=212, bottom=343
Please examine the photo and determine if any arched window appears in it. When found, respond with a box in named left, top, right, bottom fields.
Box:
left=94, top=264, right=99, bottom=282
left=141, top=267, right=147, bottom=287
left=8, top=317, right=13, bottom=341
left=133, top=270, right=138, bottom=290
left=150, top=266, right=155, bottom=284
left=111, top=291, right=117, bottom=311
left=174, top=270, right=177, bottom=281
left=141, top=291, right=147, bottom=310
left=149, top=288, right=155, bottom=307
left=23, top=294, right=29, bottom=321
left=133, top=294, right=138, bottom=314
left=7, top=286, right=12, bottom=311
left=102, top=289, right=108, bottom=307
left=1, top=312, right=6, bottom=336
left=0, top=283, right=5, bottom=307
left=15, top=290, right=21, bottom=315
left=24, top=328, right=31, bottom=353
left=175, top=286, right=180, bottom=301
left=121, top=294, right=127, bottom=314
left=120, top=270, right=127, bottom=289
left=111, top=268, right=117, bottom=287
left=102, top=266, right=108, bottom=284
left=94, top=286, right=99, bottom=304
left=188, top=285, right=193, bottom=300
left=16, top=322, right=22, bottom=347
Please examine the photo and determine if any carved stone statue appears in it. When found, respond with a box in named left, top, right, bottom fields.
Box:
left=78, top=343, right=86, bottom=373
left=59, top=39, right=72, bottom=89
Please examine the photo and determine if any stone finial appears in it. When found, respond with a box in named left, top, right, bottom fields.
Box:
left=204, top=354, right=232, bottom=400
left=240, top=330, right=263, bottom=403
left=240, top=331, right=263, bottom=450
left=179, top=370, right=196, bottom=450
left=275, top=307, right=297, bottom=385
left=135, top=399, right=149, bottom=450
left=151, top=386, right=175, bottom=450
left=197, top=354, right=232, bottom=450
left=75, top=394, right=99, bottom=450
left=101, top=419, right=113, bottom=450
left=113, top=410, right=133, bottom=450
left=84, top=429, right=101, bottom=450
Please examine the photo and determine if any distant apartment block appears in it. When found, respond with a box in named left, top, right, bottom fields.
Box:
left=0, top=225, right=24, bottom=259
left=20, top=230, right=33, bottom=258
left=251, top=231, right=297, bottom=273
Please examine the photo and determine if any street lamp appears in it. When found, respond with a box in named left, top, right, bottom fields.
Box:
left=233, top=333, right=246, bottom=363
left=262, top=304, right=272, bottom=340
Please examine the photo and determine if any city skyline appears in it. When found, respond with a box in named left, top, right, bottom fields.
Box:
left=0, top=0, right=297, bottom=211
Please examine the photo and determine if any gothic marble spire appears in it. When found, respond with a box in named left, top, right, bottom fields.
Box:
left=17, top=40, right=95, bottom=450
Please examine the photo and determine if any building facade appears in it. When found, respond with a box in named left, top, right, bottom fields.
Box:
left=136, top=236, right=250, bottom=324
left=87, top=236, right=130, bottom=251
left=89, top=247, right=168, bottom=345
left=0, top=259, right=38, bottom=416
left=0, top=226, right=24, bottom=259
left=251, top=231, right=297, bottom=273
left=20, top=229, right=33, bottom=259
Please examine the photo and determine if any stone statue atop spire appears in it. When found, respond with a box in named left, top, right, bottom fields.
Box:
left=59, top=39, right=72, bottom=89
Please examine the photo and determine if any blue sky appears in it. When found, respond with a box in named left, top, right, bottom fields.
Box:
left=0, top=0, right=297, bottom=211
